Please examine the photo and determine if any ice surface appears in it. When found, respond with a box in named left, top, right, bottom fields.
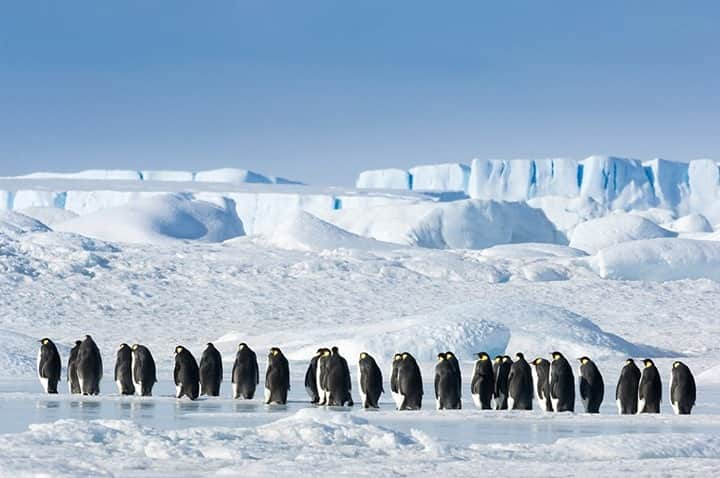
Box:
left=644, top=158, right=690, bottom=211
left=140, top=170, right=195, bottom=182
left=0, top=210, right=51, bottom=235
left=55, top=194, right=245, bottom=244
left=355, top=168, right=411, bottom=190
left=527, top=195, right=608, bottom=239
left=667, top=213, right=714, bottom=234
left=570, top=213, right=677, bottom=254
left=579, top=155, right=655, bottom=210
left=17, top=207, right=78, bottom=227
left=688, top=159, right=720, bottom=223
left=592, top=238, right=720, bottom=282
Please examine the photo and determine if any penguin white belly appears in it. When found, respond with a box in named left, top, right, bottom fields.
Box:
left=551, top=397, right=559, bottom=412
left=672, top=401, right=680, bottom=415
left=472, top=393, right=481, bottom=408
left=581, top=398, right=589, bottom=412
left=531, top=367, right=542, bottom=405
left=507, top=397, right=515, bottom=410
left=264, top=387, right=271, bottom=403
left=116, top=380, right=123, bottom=394
left=616, top=398, right=622, bottom=415
left=391, top=391, right=402, bottom=409
left=78, top=377, right=85, bottom=394
left=131, top=354, right=140, bottom=393
left=638, top=398, right=646, bottom=414
left=232, top=382, right=239, bottom=399
left=357, top=369, right=366, bottom=407
left=436, top=398, right=440, bottom=410
left=176, top=384, right=182, bottom=398
left=315, top=364, right=325, bottom=405
left=36, top=350, right=49, bottom=393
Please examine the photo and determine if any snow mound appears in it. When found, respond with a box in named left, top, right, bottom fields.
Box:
left=527, top=195, right=608, bottom=238
left=355, top=168, right=411, bottom=190
left=592, top=238, right=720, bottom=282
left=17, top=169, right=142, bottom=180
left=321, top=199, right=564, bottom=250
left=255, top=211, right=397, bottom=252
left=668, top=213, right=714, bottom=233
left=194, top=168, right=296, bottom=185
left=629, top=207, right=677, bottom=225
left=0, top=329, right=44, bottom=377
left=55, top=194, right=245, bottom=244
left=409, top=163, right=470, bottom=192
left=18, top=207, right=78, bottom=227
left=140, top=170, right=195, bottom=182
left=0, top=211, right=51, bottom=235
left=570, top=213, right=676, bottom=254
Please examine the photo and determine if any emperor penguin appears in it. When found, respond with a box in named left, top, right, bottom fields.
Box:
left=265, top=347, right=290, bottom=405
left=578, top=356, right=604, bottom=413
left=471, top=352, right=495, bottom=409
left=390, top=353, right=403, bottom=409
left=76, top=335, right=103, bottom=395
left=493, top=355, right=512, bottom=410
left=199, top=343, right=223, bottom=397
left=531, top=357, right=552, bottom=412
left=396, top=352, right=423, bottom=410
left=67, top=340, right=82, bottom=394
left=304, top=348, right=327, bottom=403
left=638, top=358, right=662, bottom=413
left=131, top=344, right=157, bottom=396
left=434, top=353, right=461, bottom=410
left=616, top=358, right=641, bottom=414
left=325, top=346, right=353, bottom=406
left=445, top=351, right=462, bottom=403
left=37, top=338, right=61, bottom=394
left=358, top=352, right=383, bottom=409
left=174, top=345, right=200, bottom=400
left=114, top=343, right=135, bottom=395
left=549, top=351, right=574, bottom=412
left=232, top=343, right=259, bottom=399
left=670, top=361, right=696, bottom=415
left=316, top=348, right=332, bottom=405
left=507, top=352, right=533, bottom=410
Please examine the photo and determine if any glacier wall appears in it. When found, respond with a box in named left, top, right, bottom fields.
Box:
left=356, top=156, right=720, bottom=222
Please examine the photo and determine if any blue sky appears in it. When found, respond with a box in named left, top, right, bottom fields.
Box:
left=1, top=1, right=718, bottom=185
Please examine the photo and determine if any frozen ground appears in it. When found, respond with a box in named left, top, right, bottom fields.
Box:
left=1, top=169, right=720, bottom=476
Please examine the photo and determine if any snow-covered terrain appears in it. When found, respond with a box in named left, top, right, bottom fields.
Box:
left=1, top=164, right=720, bottom=476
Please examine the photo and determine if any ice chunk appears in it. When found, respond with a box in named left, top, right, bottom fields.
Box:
left=643, top=158, right=689, bottom=211
left=194, top=168, right=273, bottom=184
left=355, top=168, right=411, bottom=190
left=55, top=194, right=245, bottom=244
left=579, top=155, right=656, bottom=210
left=11, top=190, right=66, bottom=209
left=18, top=170, right=142, bottom=180
left=688, top=159, right=720, bottom=223
left=667, top=213, right=714, bottom=234
left=592, top=238, right=720, bottom=282
left=570, top=212, right=676, bottom=254
left=408, top=163, right=470, bottom=192
left=469, top=158, right=580, bottom=200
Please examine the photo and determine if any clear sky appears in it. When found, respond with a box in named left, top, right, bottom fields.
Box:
left=1, top=1, right=718, bottom=186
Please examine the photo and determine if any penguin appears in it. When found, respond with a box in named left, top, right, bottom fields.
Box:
left=324, top=346, right=353, bottom=406
left=445, top=351, right=462, bottom=404
left=531, top=357, right=553, bottom=412
left=670, top=361, right=696, bottom=415
left=358, top=352, right=383, bottom=409
left=37, top=338, right=61, bottom=394
left=507, top=352, right=533, bottom=410
left=305, top=348, right=329, bottom=404
left=174, top=345, right=200, bottom=400
left=549, top=351, right=574, bottom=412
left=131, top=344, right=157, bottom=396
left=396, top=352, right=423, bottom=410
left=390, top=353, right=403, bottom=409
left=616, top=358, right=641, bottom=415
left=471, top=352, right=494, bottom=409
left=316, top=348, right=332, bottom=406
left=199, top=342, right=223, bottom=397
left=265, top=347, right=290, bottom=405
left=493, top=355, right=512, bottom=410
left=578, top=356, right=604, bottom=413
left=76, top=335, right=103, bottom=395
left=67, top=340, right=82, bottom=394
left=638, top=358, right=662, bottom=413
left=114, top=343, right=135, bottom=395
left=232, top=343, right=259, bottom=399
left=435, top=352, right=461, bottom=410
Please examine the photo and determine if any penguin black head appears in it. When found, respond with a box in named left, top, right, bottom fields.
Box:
left=515, top=352, right=524, bottom=360
left=118, top=343, right=129, bottom=350
left=206, top=342, right=214, bottom=348
left=476, top=352, right=489, bottom=361
left=175, top=345, right=185, bottom=354
left=533, top=357, right=543, bottom=365
left=578, top=356, right=590, bottom=364
left=551, top=351, right=563, bottom=361
left=502, top=355, right=511, bottom=362
left=238, top=343, right=247, bottom=350
left=643, top=359, right=655, bottom=368
left=130, top=344, right=139, bottom=351
left=75, top=340, right=82, bottom=346
left=360, top=352, right=368, bottom=360
left=39, top=338, right=52, bottom=345
left=393, top=353, right=402, bottom=362
left=331, top=346, right=339, bottom=354
left=445, top=352, right=455, bottom=360
left=673, top=361, right=682, bottom=369
left=85, top=335, right=92, bottom=340
left=401, top=353, right=410, bottom=360
left=437, top=353, right=445, bottom=361
left=625, top=358, right=635, bottom=366
left=493, top=355, right=503, bottom=363
left=269, top=347, right=280, bottom=356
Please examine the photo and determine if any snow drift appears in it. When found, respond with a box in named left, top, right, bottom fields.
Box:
left=55, top=194, right=245, bottom=244
left=570, top=213, right=676, bottom=254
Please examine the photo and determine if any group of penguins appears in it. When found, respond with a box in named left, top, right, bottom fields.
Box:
left=37, top=336, right=697, bottom=415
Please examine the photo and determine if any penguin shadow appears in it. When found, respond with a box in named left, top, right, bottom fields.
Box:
left=34, top=398, right=61, bottom=410
left=233, top=400, right=262, bottom=413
